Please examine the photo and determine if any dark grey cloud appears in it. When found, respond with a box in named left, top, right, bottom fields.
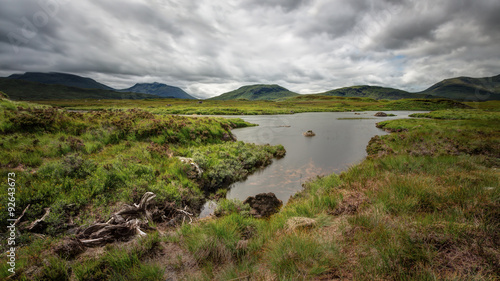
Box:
left=0, top=0, right=498, bottom=97
left=369, top=0, right=500, bottom=52
left=243, top=0, right=308, bottom=12
left=294, top=1, right=370, bottom=39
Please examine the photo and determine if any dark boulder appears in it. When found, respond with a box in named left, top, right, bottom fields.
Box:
left=243, top=192, right=282, bottom=218
left=374, top=112, right=388, bottom=117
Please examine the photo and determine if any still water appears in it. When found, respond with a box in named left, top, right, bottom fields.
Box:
left=224, top=111, right=420, bottom=204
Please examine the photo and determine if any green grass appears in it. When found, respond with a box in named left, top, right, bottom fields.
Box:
left=0, top=96, right=498, bottom=280
left=465, top=100, right=500, bottom=111
left=265, top=232, right=341, bottom=279
left=0, top=97, right=286, bottom=280
left=188, top=141, right=285, bottom=191
left=35, top=96, right=471, bottom=115
left=72, top=234, right=164, bottom=281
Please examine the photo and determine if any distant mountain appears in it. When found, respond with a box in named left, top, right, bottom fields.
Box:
left=316, top=85, right=433, bottom=100
left=0, top=78, right=159, bottom=100
left=119, top=82, right=195, bottom=99
left=418, top=74, right=500, bottom=101
left=3, top=72, right=195, bottom=100
left=8, top=72, right=114, bottom=90
left=210, top=84, right=299, bottom=101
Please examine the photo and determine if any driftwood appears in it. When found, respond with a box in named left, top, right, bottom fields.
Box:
left=76, top=192, right=194, bottom=247
left=14, top=204, right=30, bottom=226
left=27, top=207, right=50, bottom=232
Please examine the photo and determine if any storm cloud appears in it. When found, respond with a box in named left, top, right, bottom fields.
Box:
left=1, top=0, right=499, bottom=97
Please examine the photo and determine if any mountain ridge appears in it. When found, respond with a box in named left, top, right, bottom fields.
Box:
left=0, top=78, right=159, bottom=100
left=3, top=71, right=500, bottom=101
left=208, top=74, right=500, bottom=101
left=119, top=82, right=195, bottom=99
left=209, top=84, right=299, bottom=101
left=2, top=72, right=195, bottom=100
left=418, top=74, right=500, bottom=101
left=8, top=72, right=114, bottom=90
left=315, top=85, right=433, bottom=100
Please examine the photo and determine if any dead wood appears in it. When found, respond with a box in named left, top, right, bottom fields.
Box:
left=14, top=204, right=30, bottom=226
left=27, top=207, right=50, bottom=232
left=75, top=192, right=194, bottom=247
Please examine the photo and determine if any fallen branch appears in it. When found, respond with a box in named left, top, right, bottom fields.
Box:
left=76, top=192, right=161, bottom=247
left=27, top=207, right=50, bottom=232
left=74, top=192, right=195, bottom=248
left=14, top=204, right=30, bottom=226
left=177, top=207, right=193, bottom=224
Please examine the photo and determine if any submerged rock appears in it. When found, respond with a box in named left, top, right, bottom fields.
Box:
left=243, top=192, right=282, bottom=218
left=303, top=130, right=316, bottom=137
left=374, top=112, right=388, bottom=117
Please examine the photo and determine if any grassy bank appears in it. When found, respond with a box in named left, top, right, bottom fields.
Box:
left=0, top=97, right=285, bottom=280
left=1, top=97, right=498, bottom=280
left=36, top=96, right=470, bottom=115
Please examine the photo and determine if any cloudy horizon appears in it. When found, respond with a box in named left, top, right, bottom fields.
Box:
left=1, top=0, right=499, bottom=98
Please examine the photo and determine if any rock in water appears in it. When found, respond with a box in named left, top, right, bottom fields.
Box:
left=303, top=130, right=316, bottom=137
left=374, top=112, right=388, bottom=117
left=243, top=192, right=283, bottom=218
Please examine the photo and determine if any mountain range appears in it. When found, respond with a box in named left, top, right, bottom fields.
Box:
left=2, top=72, right=195, bottom=100
left=0, top=78, right=157, bottom=100
left=1, top=72, right=498, bottom=101
left=208, top=74, right=499, bottom=101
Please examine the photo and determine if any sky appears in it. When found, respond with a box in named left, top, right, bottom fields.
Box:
left=0, top=0, right=499, bottom=98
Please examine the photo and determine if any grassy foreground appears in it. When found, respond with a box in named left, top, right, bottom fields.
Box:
left=0, top=95, right=498, bottom=280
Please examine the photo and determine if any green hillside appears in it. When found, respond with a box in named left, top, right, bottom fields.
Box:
left=119, top=82, right=195, bottom=99
left=8, top=72, right=114, bottom=90
left=210, top=84, right=299, bottom=101
left=419, top=74, right=500, bottom=101
left=316, top=85, right=433, bottom=100
left=0, top=78, right=160, bottom=100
